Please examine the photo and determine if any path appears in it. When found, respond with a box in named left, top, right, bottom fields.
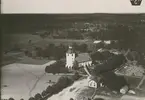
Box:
left=1, top=60, right=60, bottom=100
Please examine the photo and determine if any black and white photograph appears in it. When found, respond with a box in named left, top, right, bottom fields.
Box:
left=1, top=0, right=145, bottom=100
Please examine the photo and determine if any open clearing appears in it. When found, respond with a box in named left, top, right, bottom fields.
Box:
left=1, top=60, right=60, bottom=100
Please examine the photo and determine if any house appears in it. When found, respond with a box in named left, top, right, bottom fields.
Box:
left=104, top=40, right=111, bottom=45
left=83, top=65, right=104, bottom=89
left=65, top=46, right=92, bottom=69
left=93, top=40, right=101, bottom=44
left=88, top=76, right=104, bottom=88
left=88, top=77, right=98, bottom=88
left=93, top=40, right=117, bottom=45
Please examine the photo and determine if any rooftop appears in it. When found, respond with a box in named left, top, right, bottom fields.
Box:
left=88, top=76, right=101, bottom=83
left=75, top=53, right=92, bottom=63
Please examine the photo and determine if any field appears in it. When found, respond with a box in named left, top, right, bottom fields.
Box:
left=2, top=34, right=43, bottom=51
left=1, top=61, right=60, bottom=100
left=2, top=33, right=93, bottom=52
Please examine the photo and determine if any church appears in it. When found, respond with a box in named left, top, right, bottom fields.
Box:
left=65, top=46, right=92, bottom=69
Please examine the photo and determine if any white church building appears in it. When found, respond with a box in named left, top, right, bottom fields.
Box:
left=65, top=46, right=92, bottom=69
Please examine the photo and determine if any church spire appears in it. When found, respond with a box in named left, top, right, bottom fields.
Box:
left=67, top=45, right=75, bottom=54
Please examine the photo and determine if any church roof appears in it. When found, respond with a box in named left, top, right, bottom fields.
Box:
left=75, top=53, right=92, bottom=63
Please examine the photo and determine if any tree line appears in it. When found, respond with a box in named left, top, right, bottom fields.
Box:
left=45, top=60, right=69, bottom=74
left=25, top=43, right=89, bottom=60
left=7, top=72, right=81, bottom=100
left=29, top=72, right=81, bottom=100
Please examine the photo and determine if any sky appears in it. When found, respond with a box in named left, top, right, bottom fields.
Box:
left=1, top=0, right=145, bottom=14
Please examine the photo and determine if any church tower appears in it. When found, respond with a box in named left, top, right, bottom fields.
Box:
left=65, top=46, right=75, bottom=69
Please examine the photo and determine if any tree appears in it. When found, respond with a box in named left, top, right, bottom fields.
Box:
left=55, top=44, right=66, bottom=60
left=73, top=61, right=79, bottom=70
left=72, top=43, right=79, bottom=51
left=45, top=64, right=54, bottom=73
left=29, top=97, right=35, bottom=100
left=9, top=98, right=15, bottom=100
left=35, top=47, right=43, bottom=57
left=79, top=43, right=88, bottom=52
left=90, top=52, right=104, bottom=61
left=34, top=93, right=42, bottom=100
left=88, top=98, right=92, bottom=100
left=70, top=98, right=74, bottom=100
left=101, top=51, right=115, bottom=60
left=57, top=76, right=73, bottom=89
left=45, top=60, right=68, bottom=74
left=72, top=71, right=81, bottom=80
left=47, top=43, right=56, bottom=58
left=41, top=90, right=47, bottom=97
left=51, top=84, right=60, bottom=94
left=45, top=85, right=53, bottom=94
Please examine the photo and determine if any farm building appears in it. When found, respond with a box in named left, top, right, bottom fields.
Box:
left=87, top=76, right=104, bottom=88
left=65, top=46, right=92, bottom=69
left=93, top=40, right=112, bottom=45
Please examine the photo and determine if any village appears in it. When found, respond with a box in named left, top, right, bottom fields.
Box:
left=1, top=14, right=145, bottom=100
left=2, top=39, right=145, bottom=100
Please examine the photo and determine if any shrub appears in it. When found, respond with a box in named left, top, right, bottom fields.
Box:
left=41, top=76, right=77, bottom=100
left=51, top=84, right=60, bottom=94
left=41, top=90, right=47, bottom=97
left=45, top=60, right=69, bottom=74
left=28, top=97, right=35, bottom=100
left=9, top=98, right=15, bottom=100
left=34, top=93, right=42, bottom=100
left=72, top=72, right=81, bottom=80
left=57, top=77, right=72, bottom=88
left=88, top=98, right=92, bottom=100
left=90, top=52, right=105, bottom=61
left=45, top=85, right=53, bottom=94
left=70, top=98, right=74, bottom=100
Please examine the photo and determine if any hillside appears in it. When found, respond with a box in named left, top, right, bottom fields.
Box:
left=47, top=78, right=145, bottom=100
